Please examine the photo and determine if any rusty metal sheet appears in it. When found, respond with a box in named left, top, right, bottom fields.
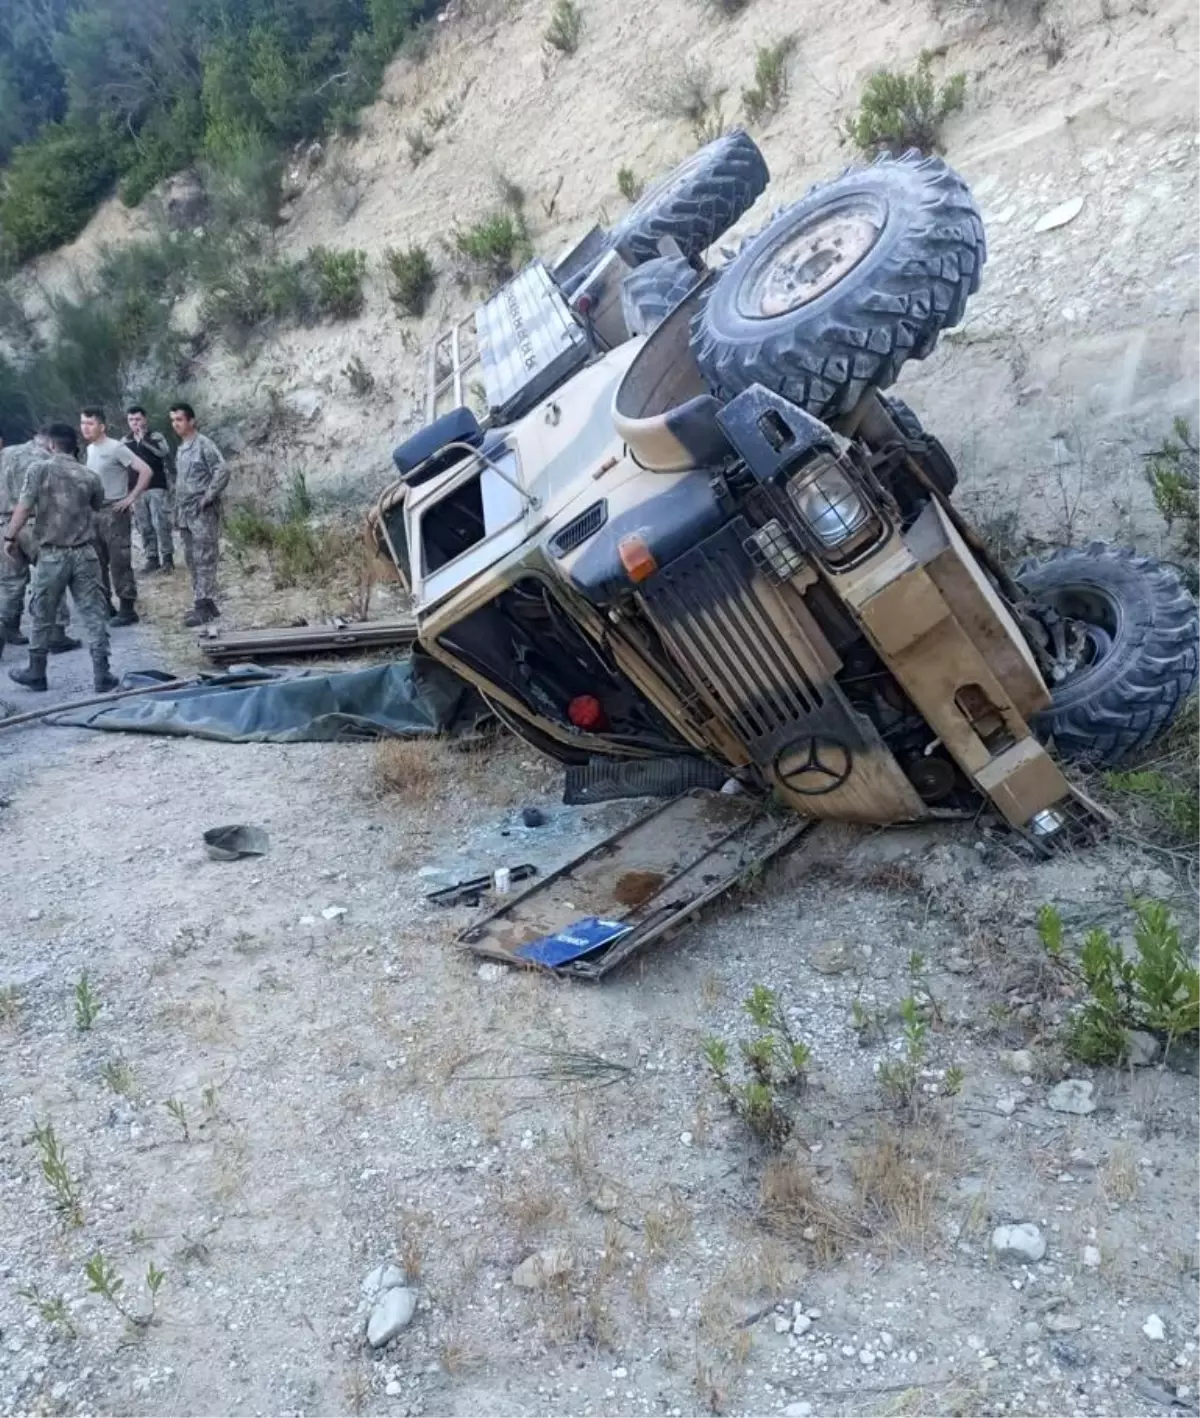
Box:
left=197, top=617, right=418, bottom=663
left=458, top=789, right=809, bottom=979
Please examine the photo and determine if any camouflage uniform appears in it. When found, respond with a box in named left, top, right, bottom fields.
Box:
left=175, top=432, right=230, bottom=609
left=126, top=431, right=175, bottom=567
left=0, top=441, right=72, bottom=640
left=16, top=453, right=110, bottom=657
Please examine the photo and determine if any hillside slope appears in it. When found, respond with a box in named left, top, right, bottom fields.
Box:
left=10, top=0, right=1199, bottom=543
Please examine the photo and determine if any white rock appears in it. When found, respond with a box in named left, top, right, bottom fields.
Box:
left=1125, top=1030, right=1160, bottom=1067
left=783, top=1404, right=813, bottom=1417
left=1034, top=196, right=1085, bottom=233
left=366, top=1288, right=417, bottom=1347
left=512, top=1247, right=572, bottom=1289
left=1004, top=1049, right=1035, bottom=1075
left=774, top=1315, right=792, bottom=1334
left=476, top=962, right=508, bottom=982
left=385, top=1380, right=402, bottom=1397
left=1047, top=1079, right=1096, bottom=1115
left=361, top=1264, right=407, bottom=1298
left=859, top=1349, right=876, bottom=1366
left=880, top=1332, right=894, bottom=1350
left=996, top=1096, right=1018, bottom=1117
left=321, top=905, right=347, bottom=920
left=679, top=1131, right=693, bottom=1146
left=1045, top=1314, right=1082, bottom=1333
left=793, top=1314, right=812, bottom=1336
left=992, top=1223, right=1047, bottom=1263
left=27, top=908, right=41, bottom=921
left=1145, top=1315, right=1166, bottom=1342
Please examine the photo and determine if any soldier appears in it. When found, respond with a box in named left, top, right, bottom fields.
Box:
left=3, top=422, right=118, bottom=694
left=124, top=405, right=176, bottom=574
left=169, top=402, right=230, bottom=626
left=0, top=431, right=81, bottom=654
left=80, top=406, right=152, bottom=625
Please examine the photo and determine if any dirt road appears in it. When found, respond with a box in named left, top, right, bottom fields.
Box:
left=1, top=604, right=1196, bottom=1417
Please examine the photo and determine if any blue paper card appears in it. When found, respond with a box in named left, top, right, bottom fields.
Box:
left=515, top=916, right=633, bottom=967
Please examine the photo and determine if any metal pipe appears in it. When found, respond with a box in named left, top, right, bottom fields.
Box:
left=0, top=677, right=194, bottom=733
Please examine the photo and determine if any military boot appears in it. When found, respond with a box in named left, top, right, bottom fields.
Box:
left=140, top=555, right=161, bottom=574
left=2, top=619, right=27, bottom=645
left=161, top=555, right=175, bottom=573
left=47, top=628, right=83, bottom=653
left=8, top=650, right=48, bottom=691
left=92, top=652, right=118, bottom=694
left=111, top=598, right=140, bottom=627
left=183, top=599, right=220, bottom=627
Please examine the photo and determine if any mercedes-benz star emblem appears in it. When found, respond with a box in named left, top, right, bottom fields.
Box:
left=775, top=736, right=853, bottom=796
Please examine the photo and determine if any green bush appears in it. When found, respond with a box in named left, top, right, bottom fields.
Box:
left=616, top=166, right=643, bottom=201
left=384, top=245, right=437, bottom=316
left=452, top=212, right=531, bottom=284
left=703, top=985, right=811, bottom=1147
left=544, top=0, right=584, bottom=54
left=846, top=52, right=966, bottom=155
left=1039, top=900, right=1199, bottom=1064
left=0, top=122, right=124, bottom=265
left=0, top=0, right=445, bottom=267
left=309, top=246, right=367, bottom=318
left=742, top=36, right=797, bottom=124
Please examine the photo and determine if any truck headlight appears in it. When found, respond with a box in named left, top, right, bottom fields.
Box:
left=1029, top=807, right=1065, bottom=838
left=788, top=464, right=870, bottom=548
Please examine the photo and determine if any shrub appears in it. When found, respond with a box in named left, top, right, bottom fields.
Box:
left=1039, top=900, right=1199, bottom=1064
left=742, top=36, right=797, bottom=124
left=845, top=51, right=967, bottom=155
left=1101, top=697, right=1198, bottom=847
left=309, top=246, right=367, bottom=318
left=1145, top=417, right=1198, bottom=591
left=702, top=985, right=811, bottom=1147
left=406, top=127, right=433, bottom=166
left=544, top=0, right=584, bottom=54
left=452, top=211, right=531, bottom=284
left=648, top=58, right=727, bottom=143
left=0, top=122, right=124, bottom=265
left=384, top=244, right=437, bottom=316
left=616, top=166, right=644, bottom=202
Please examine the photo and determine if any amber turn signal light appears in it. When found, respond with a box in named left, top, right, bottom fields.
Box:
left=618, top=533, right=658, bottom=584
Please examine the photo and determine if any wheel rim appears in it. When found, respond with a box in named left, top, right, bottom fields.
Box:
left=737, top=197, right=885, bottom=319
left=1032, top=582, right=1122, bottom=687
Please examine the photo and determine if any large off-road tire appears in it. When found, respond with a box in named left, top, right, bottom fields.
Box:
left=620, top=254, right=702, bottom=337
left=1015, top=543, right=1199, bottom=766
left=690, top=151, right=986, bottom=421
left=610, top=130, right=769, bottom=267
left=883, top=394, right=959, bottom=498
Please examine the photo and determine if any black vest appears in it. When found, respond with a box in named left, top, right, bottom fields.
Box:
left=124, top=435, right=169, bottom=491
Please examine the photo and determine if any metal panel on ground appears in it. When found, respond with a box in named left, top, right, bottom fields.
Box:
left=458, top=789, right=809, bottom=979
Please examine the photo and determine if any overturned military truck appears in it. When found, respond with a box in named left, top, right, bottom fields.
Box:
left=368, top=133, right=1198, bottom=852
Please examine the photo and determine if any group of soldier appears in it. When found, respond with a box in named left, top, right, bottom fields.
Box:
left=0, top=403, right=229, bottom=693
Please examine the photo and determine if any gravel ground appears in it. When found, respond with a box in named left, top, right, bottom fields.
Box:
left=0, top=573, right=1197, bottom=1418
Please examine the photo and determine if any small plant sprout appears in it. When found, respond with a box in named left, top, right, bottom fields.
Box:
left=33, top=1120, right=83, bottom=1226
left=101, top=1057, right=135, bottom=1097
left=164, top=1098, right=190, bottom=1141
left=84, top=1253, right=166, bottom=1328
left=616, top=166, right=643, bottom=202
left=201, top=1084, right=219, bottom=1118
left=1037, top=904, right=1064, bottom=958
left=18, top=1285, right=76, bottom=1337
left=74, top=971, right=100, bottom=1030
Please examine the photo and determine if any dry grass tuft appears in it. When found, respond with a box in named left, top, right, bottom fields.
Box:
left=643, top=1192, right=693, bottom=1258
left=758, top=1157, right=859, bottom=1263
left=852, top=1132, right=942, bottom=1252
left=500, top=1179, right=567, bottom=1239
left=1100, top=1144, right=1138, bottom=1204
left=373, top=737, right=451, bottom=803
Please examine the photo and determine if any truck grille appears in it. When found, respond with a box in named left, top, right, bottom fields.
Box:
left=641, top=520, right=826, bottom=756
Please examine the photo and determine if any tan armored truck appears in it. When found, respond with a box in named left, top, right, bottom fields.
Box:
left=369, top=134, right=1197, bottom=851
